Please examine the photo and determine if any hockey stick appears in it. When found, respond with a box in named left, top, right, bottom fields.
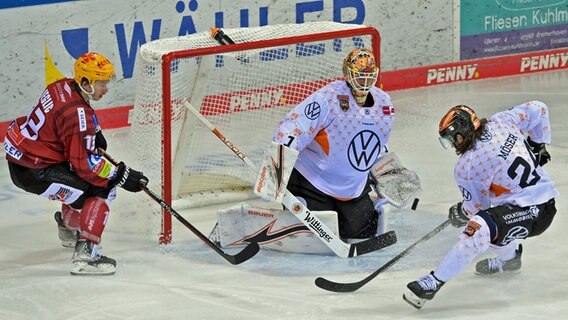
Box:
left=315, top=219, right=451, bottom=292
left=211, top=27, right=235, bottom=45
left=184, top=100, right=396, bottom=257
left=100, top=150, right=260, bottom=265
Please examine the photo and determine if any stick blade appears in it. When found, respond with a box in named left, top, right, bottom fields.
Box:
left=314, top=276, right=364, bottom=293
left=349, top=230, right=397, bottom=257
left=223, top=242, right=260, bottom=265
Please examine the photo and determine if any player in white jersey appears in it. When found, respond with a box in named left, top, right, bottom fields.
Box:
left=403, top=102, right=558, bottom=309
left=273, top=48, right=395, bottom=239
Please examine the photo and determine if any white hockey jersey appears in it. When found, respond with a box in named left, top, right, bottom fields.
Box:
left=273, top=80, right=395, bottom=200
left=456, top=101, right=559, bottom=217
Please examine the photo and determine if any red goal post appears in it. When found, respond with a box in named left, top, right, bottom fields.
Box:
left=128, top=22, right=381, bottom=244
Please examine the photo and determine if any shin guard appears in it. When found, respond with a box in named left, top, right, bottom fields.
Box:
left=79, top=197, right=110, bottom=244
left=62, top=203, right=81, bottom=231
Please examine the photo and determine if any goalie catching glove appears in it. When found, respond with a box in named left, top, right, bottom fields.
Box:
left=370, top=152, right=422, bottom=208
left=110, top=162, right=149, bottom=193
left=254, top=142, right=299, bottom=203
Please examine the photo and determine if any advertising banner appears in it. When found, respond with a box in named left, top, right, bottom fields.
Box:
left=461, top=0, right=568, bottom=59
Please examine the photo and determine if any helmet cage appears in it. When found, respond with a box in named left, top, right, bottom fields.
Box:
left=343, top=48, right=378, bottom=96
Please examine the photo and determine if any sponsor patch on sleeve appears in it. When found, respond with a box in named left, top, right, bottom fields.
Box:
left=88, top=154, right=113, bottom=179
left=463, top=220, right=482, bottom=237
left=4, top=139, right=23, bottom=160
left=77, top=108, right=87, bottom=132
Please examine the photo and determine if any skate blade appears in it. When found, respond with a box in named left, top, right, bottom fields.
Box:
left=402, top=289, right=427, bottom=309
left=70, top=262, right=115, bottom=276
left=60, top=240, right=76, bottom=248
left=474, top=268, right=521, bottom=276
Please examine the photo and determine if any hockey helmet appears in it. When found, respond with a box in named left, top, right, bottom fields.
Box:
left=342, top=48, right=379, bottom=98
left=438, top=105, right=481, bottom=149
left=74, top=52, right=115, bottom=86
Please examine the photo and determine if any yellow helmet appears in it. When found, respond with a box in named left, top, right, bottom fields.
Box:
left=342, top=48, right=379, bottom=97
left=73, top=52, right=115, bottom=85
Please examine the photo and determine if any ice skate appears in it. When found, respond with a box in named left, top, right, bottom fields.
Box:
left=54, top=211, right=79, bottom=248
left=403, top=271, right=444, bottom=309
left=71, top=239, right=116, bottom=276
left=475, top=244, right=522, bottom=275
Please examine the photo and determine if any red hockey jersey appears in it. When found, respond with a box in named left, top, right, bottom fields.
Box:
left=4, top=78, right=117, bottom=188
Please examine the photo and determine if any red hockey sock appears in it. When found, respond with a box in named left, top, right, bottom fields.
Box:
left=61, top=203, right=81, bottom=230
left=79, top=197, right=110, bottom=244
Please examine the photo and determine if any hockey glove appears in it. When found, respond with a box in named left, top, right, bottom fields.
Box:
left=111, top=162, right=149, bottom=192
left=448, top=202, right=469, bottom=228
left=527, top=137, right=551, bottom=166
left=95, top=130, right=108, bottom=151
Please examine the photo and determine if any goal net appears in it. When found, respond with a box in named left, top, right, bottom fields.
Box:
left=127, top=21, right=381, bottom=243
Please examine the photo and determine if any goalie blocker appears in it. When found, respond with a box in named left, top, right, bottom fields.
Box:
left=254, top=142, right=299, bottom=203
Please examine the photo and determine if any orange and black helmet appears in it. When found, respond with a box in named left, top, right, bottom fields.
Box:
left=438, top=105, right=481, bottom=149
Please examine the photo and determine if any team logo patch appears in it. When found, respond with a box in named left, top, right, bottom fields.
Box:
left=40, top=183, right=83, bottom=204
left=348, top=130, right=381, bottom=172
left=501, top=226, right=529, bottom=245
left=304, top=102, right=321, bottom=120
left=48, top=187, right=72, bottom=201
left=337, top=95, right=349, bottom=111
left=292, top=203, right=303, bottom=214
left=463, top=220, right=481, bottom=237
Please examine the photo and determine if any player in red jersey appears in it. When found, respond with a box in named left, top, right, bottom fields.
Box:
left=4, top=52, right=148, bottom=275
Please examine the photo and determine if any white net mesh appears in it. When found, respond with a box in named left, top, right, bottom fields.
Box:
left=127, top=21, right=380, bottom=242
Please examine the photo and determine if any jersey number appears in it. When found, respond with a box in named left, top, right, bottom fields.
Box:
left=21, top=107, right=46, bottom=141
left=507, top=140, right=540, bottom=188
left=283, top=136, right=295, bottom=147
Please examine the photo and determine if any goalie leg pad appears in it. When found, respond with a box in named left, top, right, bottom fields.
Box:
left=214, top=203, right=339, bottom=254
left=79, top=197, right=110, bottom=244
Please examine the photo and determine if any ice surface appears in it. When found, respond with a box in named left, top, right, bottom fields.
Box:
left=1, top=70, right=567, bottom=319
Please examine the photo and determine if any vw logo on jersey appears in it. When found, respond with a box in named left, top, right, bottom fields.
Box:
left=348, top=130, right=381, bottom=172
left=304, top=102, right=321, bottom=120
left=480, top=129, right=492, bottom=142
left=460, top=186, right=472, bottom=201
left=501, top=226, right=529, bottom=245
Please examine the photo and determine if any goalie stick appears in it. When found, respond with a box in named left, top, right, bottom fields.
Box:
left=184, top=99, right=396, bottom=257
left=315, top=219, right=451, bottom=292
left=100, top=150, right=260, bottom=265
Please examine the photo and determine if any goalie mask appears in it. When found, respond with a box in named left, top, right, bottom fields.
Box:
left=343, top=48, right=379, bottom=105
left=438, top=105, right=481, bottom=154
left=74, top=52, right=115, bottom=97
